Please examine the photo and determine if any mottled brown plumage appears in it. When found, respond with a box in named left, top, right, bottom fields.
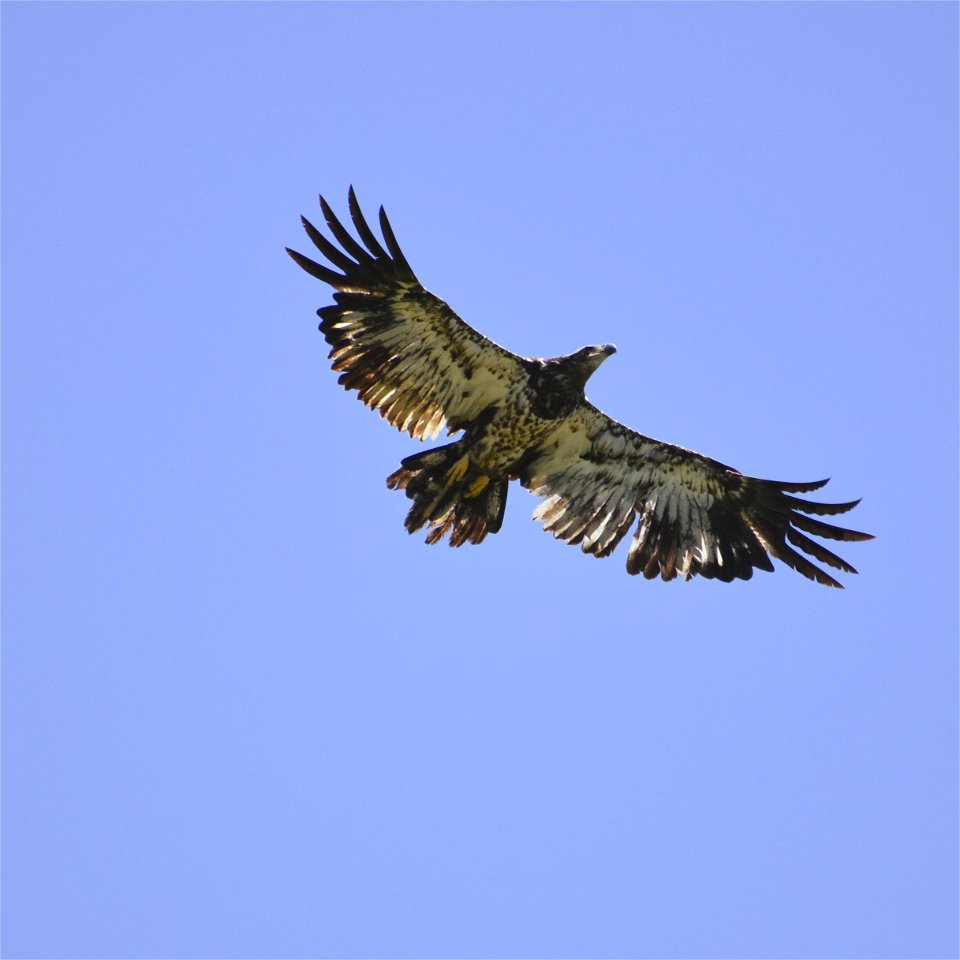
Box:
left=288, top=189, right=872, bottom=587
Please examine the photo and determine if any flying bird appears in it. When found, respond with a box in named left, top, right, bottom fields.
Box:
left=287, top=189, right=871, bottom=587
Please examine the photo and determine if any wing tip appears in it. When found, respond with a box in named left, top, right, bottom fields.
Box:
left=286, top=246, right=344, bottom=285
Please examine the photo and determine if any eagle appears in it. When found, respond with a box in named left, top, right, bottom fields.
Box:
left=287, top=189, right=871, bottom=587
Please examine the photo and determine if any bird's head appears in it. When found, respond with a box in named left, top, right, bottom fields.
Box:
left=531, top=343, right=617, bottom=414
left=571, top=343, right=617, bottom=381
left=582, top=343, right=617, bottom=363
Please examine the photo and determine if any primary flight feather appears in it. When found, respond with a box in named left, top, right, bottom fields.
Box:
left=287, top=188, right=871, bottom=587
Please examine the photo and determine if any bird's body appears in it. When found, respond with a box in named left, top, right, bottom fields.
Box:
left=384, top=346, right=617, bottom=547
left=288, top=189, right=871, bottom=586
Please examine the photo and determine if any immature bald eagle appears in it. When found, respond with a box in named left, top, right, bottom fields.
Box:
left=288, top=189, right=871, bottom=587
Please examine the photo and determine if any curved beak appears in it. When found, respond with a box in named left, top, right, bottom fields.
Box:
left=590, top=343, right=617, bottom=361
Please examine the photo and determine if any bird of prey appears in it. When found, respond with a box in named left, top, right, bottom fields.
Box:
left=287, top=189, right=871, bottom=587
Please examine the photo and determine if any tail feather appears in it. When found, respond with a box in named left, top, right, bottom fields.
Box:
left=386, top=443, right=508, bottom=546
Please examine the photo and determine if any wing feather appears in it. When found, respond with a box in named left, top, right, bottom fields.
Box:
left=300, top=216, right=360, bottom=274
left=522, top=404, right=872, bottom=587
left=288, top=188, right=527, bottom=439
left=347, top=186, right=390, bottom=261
left=378, top=205, right=415, bottom=275
left=318, top=194, right=371, bottom=263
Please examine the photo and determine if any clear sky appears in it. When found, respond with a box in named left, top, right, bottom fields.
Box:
left=2, top=3, right=957, bottom=958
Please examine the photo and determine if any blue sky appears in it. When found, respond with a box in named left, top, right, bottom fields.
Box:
left=2, top=3, right=957, bottom=958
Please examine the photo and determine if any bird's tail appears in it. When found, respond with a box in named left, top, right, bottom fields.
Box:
left=386, top=442, right=508, bottom=546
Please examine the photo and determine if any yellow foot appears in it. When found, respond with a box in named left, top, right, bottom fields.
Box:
left=447, top=454, right=470, bottom=483
left=464, top=474, right=490, bottom=498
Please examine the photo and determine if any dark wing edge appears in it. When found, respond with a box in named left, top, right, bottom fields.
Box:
left=522, top=405, right=873, bottom=588
left=287, top=187, right=526, bottom=440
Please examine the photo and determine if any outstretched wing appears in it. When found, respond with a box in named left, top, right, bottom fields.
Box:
left=522, top=404, right=872, bottom=588
left=287, top=188, right=528, bottom=440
